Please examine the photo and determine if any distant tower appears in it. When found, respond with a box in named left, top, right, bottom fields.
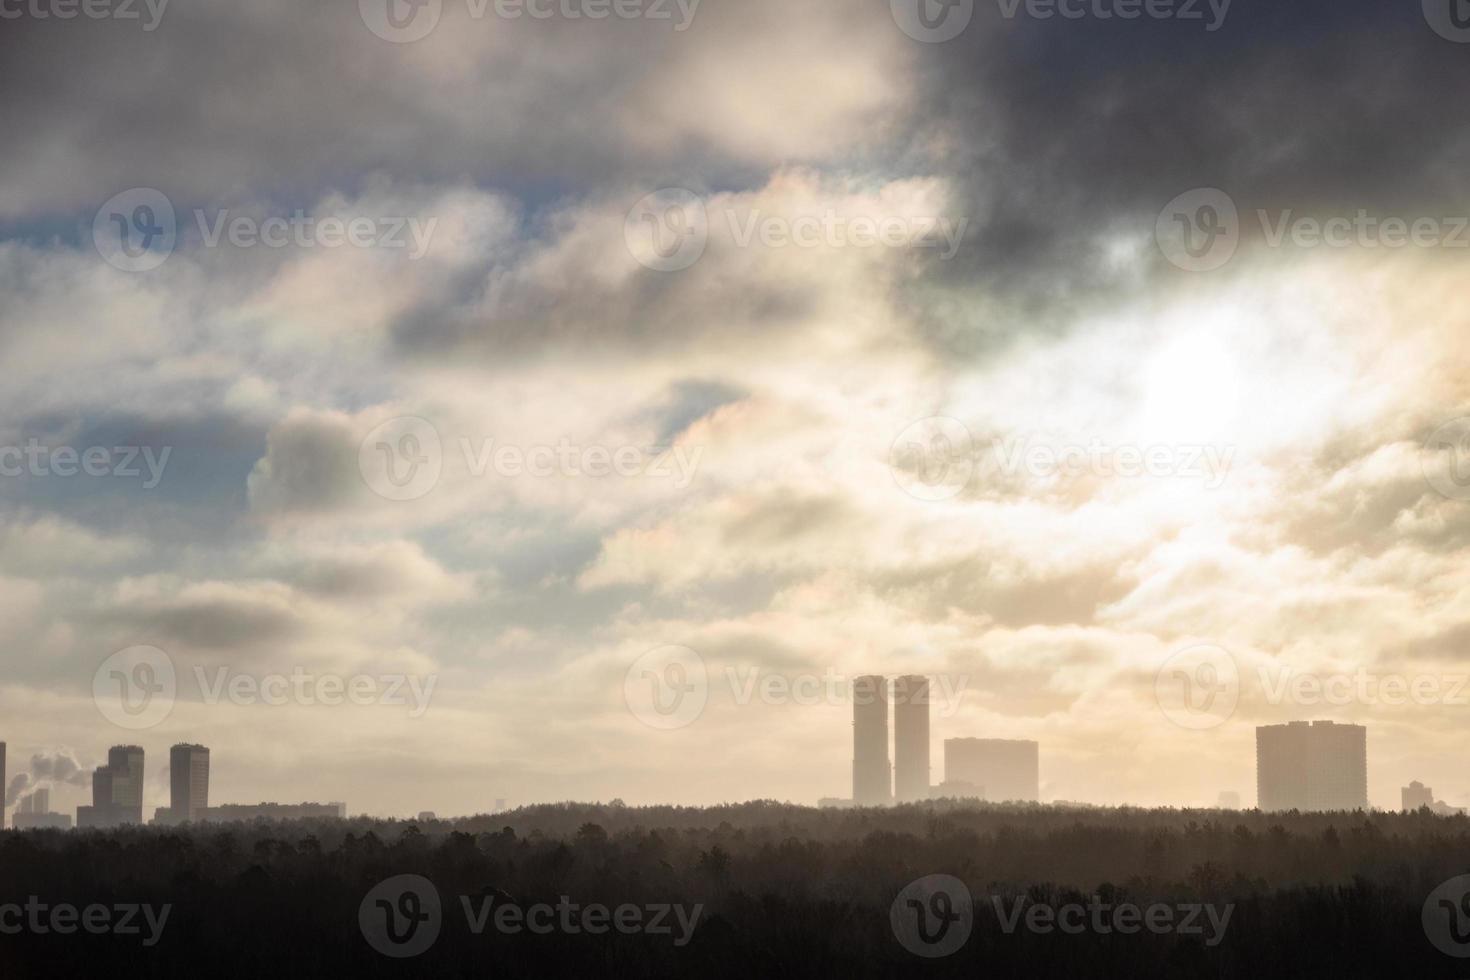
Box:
left=170, top=744, right=210, bottom=823
left=892, top=675, right=930, bottom=803
left=92, top=765, right=114, bottom=807
left=1256, top=721, right=1367, bottom=811
left=852, top=675, right=891, bottom=806
left=1403, top=780, right=1434, bottom=811
left=0, top=741, right=6, bottom=830
left=107, top=745, right=145, bottom=825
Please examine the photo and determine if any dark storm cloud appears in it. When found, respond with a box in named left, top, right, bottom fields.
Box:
left=387, top=243, right=821, bottom=363
left=0, top=0, right=888, bottom=221
left=245, top=411, right=363, bottom=516
left=96, top=590, right=303, bottom=650
left=899, top=0, right=1470, bottom=353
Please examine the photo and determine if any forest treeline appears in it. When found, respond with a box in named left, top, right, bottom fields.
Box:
left=2, top=801, right=1468, bottom=978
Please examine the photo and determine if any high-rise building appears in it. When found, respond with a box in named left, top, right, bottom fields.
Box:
left=944, top=738, right=1040, bottom=803
left=78, top=746, right=146, bottom=828
left=1404, top=780, right=1434, bottom=811
left=107, top=745, right=145, bottom=825
left=1256, top=721, right=1367, bottom=811
left=852, top=675, right=891, bottom=806
left=170, top=744, right=210, bottom=823
left=1, top=740, right=6, bottom=830
left=892, top=675, right=930, bottom=803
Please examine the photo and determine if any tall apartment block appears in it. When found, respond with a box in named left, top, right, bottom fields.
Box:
left=892, top=675, right=930, bottom=803
left=78, top=745, right=146, bottom=828
left=108, top=745, right=145, bottom=824
left=1256, top=721, right=1367, bottom=811
left=852, top=675, right=891, bottom=806
left=170, top=744, right=210, bottom=823
left=944, top=738, right=1040, bottom=802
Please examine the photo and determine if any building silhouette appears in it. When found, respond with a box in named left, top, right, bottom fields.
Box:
left=1256, top=721, right=1367, bottom=811
left=170, top=743, right=210, bottom=823
left=23, top=787, right=48, bottom=814
left=13, top=788, right=71, bottom=830
left=1401, top=779, right=1464, bottom=815
left=108, top=745, right=145, bottom=824
left=851, top=675, right=891, bottom=806
left=945, top=738, right=1039, bottom=802
left=0, top=740, right=6, bottom=830
left=78, top=745, right=146, bottom=828
left=192, top=802, right=346, bottom=822
left=1403, top=780, right=1433, bottom=810
left=892, top=675, right=930, bottom=803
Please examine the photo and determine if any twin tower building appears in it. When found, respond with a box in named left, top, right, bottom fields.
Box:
left=852, top=675, right=930, bottom=805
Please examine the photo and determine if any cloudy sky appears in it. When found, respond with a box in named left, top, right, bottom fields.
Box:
left=2, top=0, right=1469, bottom=818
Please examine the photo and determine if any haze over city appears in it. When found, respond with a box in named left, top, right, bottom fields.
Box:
left=7, top=1, right=1470, bottom=976
left=2, top=0, right=1470, bottom=826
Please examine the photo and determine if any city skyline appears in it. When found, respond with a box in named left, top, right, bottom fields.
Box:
left=2, top=4, right=1470, bottom=822
left=6, top=689, right=1469, bottom=822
